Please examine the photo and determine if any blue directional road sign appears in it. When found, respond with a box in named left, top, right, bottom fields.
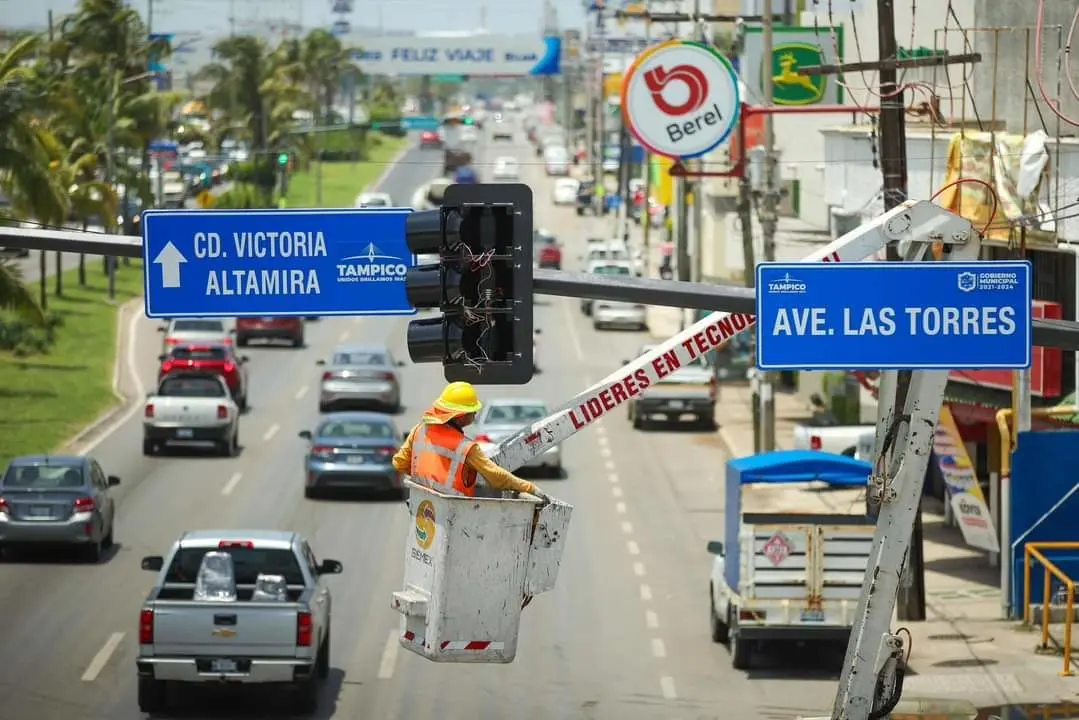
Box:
left=142, top=208, right=418, bottom=319
left=756, top=261, right=1032, bottom=371
left=401, top=116, right=442, bottom=131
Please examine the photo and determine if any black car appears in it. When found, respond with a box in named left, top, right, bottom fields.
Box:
left=576, top=181, right=596, bottom=216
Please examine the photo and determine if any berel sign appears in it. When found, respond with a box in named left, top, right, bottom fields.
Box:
left=621, top=39, right=740, bottom=159
left=142, top=208, right=418, bottom=319
left=755, top=261, right=1032, bottom=371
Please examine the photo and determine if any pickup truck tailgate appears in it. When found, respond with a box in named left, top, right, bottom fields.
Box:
left=151, top=602, right=300, bottom=657
left=150, top=398, right=219, bottom=425
left=643, top=379, right=713, bottom=400
left=744, top=522, right=873, bottom=602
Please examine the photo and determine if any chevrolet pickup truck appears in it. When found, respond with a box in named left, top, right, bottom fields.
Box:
left=136, top=529, right=343, bottom=714
left=143, top=373, right=241, bottom=457
left=626, top=344, right=718, bottom=430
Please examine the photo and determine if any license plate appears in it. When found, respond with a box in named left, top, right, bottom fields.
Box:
left=211, top=659, right=237, bottom=673
left=668, top=400, right=685, bottom=409
left=344, top=455, right=366, bottom=465
left=801, top=609, right=825, bottom=622
left=30, top=505, right=52, bottom=518
left=175, top=428, right=193, bottom=439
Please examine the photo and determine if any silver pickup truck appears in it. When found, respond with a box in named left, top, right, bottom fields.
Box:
left=143, top=373, right=240, bottom=457
left=626, top=344, right=718, bottom=430
left=136, top=529, right=343, bottom=715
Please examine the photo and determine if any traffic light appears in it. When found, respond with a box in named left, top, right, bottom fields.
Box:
left=276, top=152, right=289, bottom=166
left=404, top=183, right=534, bottom=385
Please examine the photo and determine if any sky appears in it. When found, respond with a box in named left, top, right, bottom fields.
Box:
left=0, top=0, right=589, bottom=36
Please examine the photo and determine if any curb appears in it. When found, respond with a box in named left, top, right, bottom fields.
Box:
left=63, top=298, right=142, bottom=451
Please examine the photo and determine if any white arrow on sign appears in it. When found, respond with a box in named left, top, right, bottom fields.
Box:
left=153, top=241, right=187, bottom=289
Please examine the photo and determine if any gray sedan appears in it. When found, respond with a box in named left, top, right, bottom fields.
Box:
left=316, top=344, right=405, bottom=413
left=0, top=455, right=120, bottom=562
left=299, top=413, right=406, bottom=499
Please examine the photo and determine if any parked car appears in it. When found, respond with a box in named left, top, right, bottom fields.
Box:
left=235, top=316, right=304, bottom=347
left=0, top=454, right=120, bottom=562
left=576, top=180, right=596, bottom=215
left=158, top=343, right=249, bottom=410
left=316, top=344, right=405, bottom=413
left=298, top=412, right=406, bottom=499
left=135, top=530, right=343, bottom=714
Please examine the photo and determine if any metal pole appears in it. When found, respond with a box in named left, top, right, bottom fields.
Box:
left=106, top=70, right=116, bottom=301
left=640, top=14, right=653, bottom=271
left=692, top=10, right=707, bottom=285
left=759, top=0, right=779, bottom=452
left=596, top=10, right=607, bottom=201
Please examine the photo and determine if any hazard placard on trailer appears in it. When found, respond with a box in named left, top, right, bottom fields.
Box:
left=620, top=39, right=741, bottom=160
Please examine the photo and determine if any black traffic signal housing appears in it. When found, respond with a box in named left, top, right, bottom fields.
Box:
left=404, top=183, right=534, bottom=385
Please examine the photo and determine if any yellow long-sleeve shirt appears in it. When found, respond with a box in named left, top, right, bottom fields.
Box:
left=392, top=425, right=537, bottom=495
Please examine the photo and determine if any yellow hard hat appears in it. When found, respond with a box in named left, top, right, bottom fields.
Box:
left=434, top=381, right=482, bottom=415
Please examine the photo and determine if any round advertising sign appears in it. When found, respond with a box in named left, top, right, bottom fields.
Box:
left=621, top=39, right=740, bottom=160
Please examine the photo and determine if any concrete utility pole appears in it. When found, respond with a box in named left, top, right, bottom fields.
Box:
left=758, top=0, right=780, bottom=452
left=596, top=9, right=607, bottom=196
left=640, top=11, right=653, bottom=270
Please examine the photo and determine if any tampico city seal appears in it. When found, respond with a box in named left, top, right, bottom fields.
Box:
left=621, top=39, right=740, bottom=160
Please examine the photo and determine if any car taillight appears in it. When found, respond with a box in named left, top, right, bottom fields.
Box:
left=217, top=405, right=228, bottom=419
left=379, top=372, right=395, bottom=381
left=219, top=540, right=254, bottom=549
left=222, top=361, right=235, bottom=374
left=376, top=447, right=395, bottom=457
left=222, top=337, right=232, bottom=345
left=0, top=497, right=8, bottom=513
left=297, top=611, right=313, bottom=647
left=165, top=337, right=178, bottom=345
left=322, top=372, right=333, bottom=381
left=145, top=404, right=154, bottom=418
left=474, top=433, right=492, bottom=443
left=139, top=609, right=155, bottom=644
left=73, top=496, right=95, bottom=512
left=810, top=435, right=822, bottom=450
left=160, top=360, right=174, bottom=374
left=311, top=445, right=335, bottom=460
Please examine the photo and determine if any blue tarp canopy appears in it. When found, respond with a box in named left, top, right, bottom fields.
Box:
left=727, top=450, right=871, bottom=487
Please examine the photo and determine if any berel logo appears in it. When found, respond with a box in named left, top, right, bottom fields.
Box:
left=643, top=63, right=709, bottom=117
left=336, top=242, right=409, bottom=284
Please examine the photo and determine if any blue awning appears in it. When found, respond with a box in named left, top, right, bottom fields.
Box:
left=727, top=450, right=871, bottom=487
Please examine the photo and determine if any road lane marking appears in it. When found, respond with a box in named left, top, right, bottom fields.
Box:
left=633, top=562, right=646, bottom=577
left=597, top=434, right=609, bottom=445
left=377, top=629, right=399, bottom=680
left=222, top=472, right=243, bottom=496
left=660, top=676, right=678, bottom=700
left=81, top=309, right=146, bottom=455
left=612, top=486, right=623, bottom=498
left=640, top=584, right=653, bottom=601
left=621, top=521, right=634, bottom=534
left=599, top=446, right=612, bottom=458
left=645, top=609, right=659, bottom=628
left=263, top=424, right=280, bottom=442
left=338, top=330, right=349, bottom=342
left=562, top=299, right=585, bottom=361
left=651, top=638, right=667, bottom=658
left=604, top=460, right=616, bottom=472
left=608, top=473, right=619, bottom=484
left=295, top=385, right=309, bottom=400
left=615, top=501, right=627, bottom=514
left=82, top=632, right=125, bottom=682
left=627, top=540, right=640, bottom=555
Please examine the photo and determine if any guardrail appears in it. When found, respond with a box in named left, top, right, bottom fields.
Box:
left=1023, top=541, right=1079, bottom=676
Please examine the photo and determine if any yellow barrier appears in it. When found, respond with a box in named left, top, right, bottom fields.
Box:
left=1023, top=541, right=1079, bottom=676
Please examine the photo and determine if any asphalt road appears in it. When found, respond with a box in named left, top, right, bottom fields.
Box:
left=0, top=128, right=845, bottom=719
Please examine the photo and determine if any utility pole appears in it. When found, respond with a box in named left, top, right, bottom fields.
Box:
left=691, top=5, right=707, bottom=286
left=640, top=12, right=653, bottom=271
left=105, top=69, right=117, bottom=301
left=596, top=9, right=607, bottom=198
left=759, top=0, right=779, bottom=452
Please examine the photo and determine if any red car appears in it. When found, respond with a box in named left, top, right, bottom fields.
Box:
left=419, top=130, right=442, bottom=149
left=235, top=317, right=304, bottom=347
left=158, top=343, right=249, bottom=410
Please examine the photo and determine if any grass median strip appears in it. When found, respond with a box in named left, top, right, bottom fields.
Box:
left=286, top=134, right=410, bottom=208
left=0, top=261, right=144, bottom=467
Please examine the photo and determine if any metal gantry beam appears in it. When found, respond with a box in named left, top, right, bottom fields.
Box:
left=5, top=226, right=1079, bottom=351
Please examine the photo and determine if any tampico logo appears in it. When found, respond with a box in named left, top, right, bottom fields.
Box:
left=337, top=242, right=409, bottom=284
left=770, top=44, right=827, bottom=106
left=767, top=272, right=807, bottom=294
left=957, top=271, right=977, bottom=293
left=415, top=500, right=436, bottom=550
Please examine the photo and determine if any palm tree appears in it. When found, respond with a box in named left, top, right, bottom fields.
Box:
left=299, top=30, right=351, bottom=124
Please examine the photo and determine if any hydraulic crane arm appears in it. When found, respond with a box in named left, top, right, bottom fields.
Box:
left=491, top=200, right=975, bottom=471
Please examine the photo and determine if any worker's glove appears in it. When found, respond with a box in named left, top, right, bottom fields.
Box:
left=531, top=488, right=551, bottom=506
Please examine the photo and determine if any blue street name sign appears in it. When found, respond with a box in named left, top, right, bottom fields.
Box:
left=755, top=261, right=1033, bottom=371
left=402, top=116, right=441, bottom=131
left=142, top=208, right=418, bottom=319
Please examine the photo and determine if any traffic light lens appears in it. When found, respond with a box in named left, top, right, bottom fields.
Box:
left=406, top=317, right=457, bottom=364
left=277, top=153, right=288, bottom=165
left=405, top=209, right=443, bottom=255
left=404, top=265, right=443, bottom=308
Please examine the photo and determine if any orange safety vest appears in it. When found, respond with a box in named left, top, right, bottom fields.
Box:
left=410, top=422, right=479, bottom=497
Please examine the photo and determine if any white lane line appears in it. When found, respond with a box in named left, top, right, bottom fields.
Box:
left=604, top=460, right=616, bottom=472
left=263, top=423, right=280, bottom=442
left=651, top=638, right=667, bottom=658
left=612, top=486, right=623, bottom=498
left=615, top=501, right=627, bottom=514
left=621, top=521, right=634, bottom=534
left=608, top=473, right=619, bottom=484
left=627, top=540, right=640, bottom=555
left=221, top=472, right=243, bottom=496
left=599, top=446, right=612, bottom=458
left=295, top=385, right=309, bottom=400
left=338, top=330, right=349, bottom=341
left=82, top=632, right=125, bottom=682
left=633, top=562, right=647, bottom=577
left=597, top=434, right=609, bottom=445
left=645, top=609, right=659, bottom=628
left=596, top=424, right=607, bottom=436
left=640, top=584, right=653, bottom=601
left=660, top=676, right=678, bottom=700
left=562, top=298, right=585, bottom=361
left=81, top=309, right=145, bottom=455
left=377, top=629, right=400, bottom=680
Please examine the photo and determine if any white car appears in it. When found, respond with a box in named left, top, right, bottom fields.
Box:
left=593, top=300, right=648, bottom=331
left=493, top=157, right=519, bottom=180
left=143, top=374, right=241, bottom=457
left=552, top=178, right=579, bottom=205
left=472, top=398, right=561, bottom=477
left=161, top=317, right=233, bottom=352
left=355, top=191, right=392, bottom=208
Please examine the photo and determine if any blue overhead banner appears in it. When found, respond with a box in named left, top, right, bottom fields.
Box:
left=142, top=209, right=417, bottom=319
left=755, top=261, right=1033, bottom=371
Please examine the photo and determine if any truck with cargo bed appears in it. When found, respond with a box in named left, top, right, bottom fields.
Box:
left=136, top=529, right=343, bottom=714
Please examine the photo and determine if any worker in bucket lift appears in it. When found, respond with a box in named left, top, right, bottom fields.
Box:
left=392, top=381, right=551, bottom=503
